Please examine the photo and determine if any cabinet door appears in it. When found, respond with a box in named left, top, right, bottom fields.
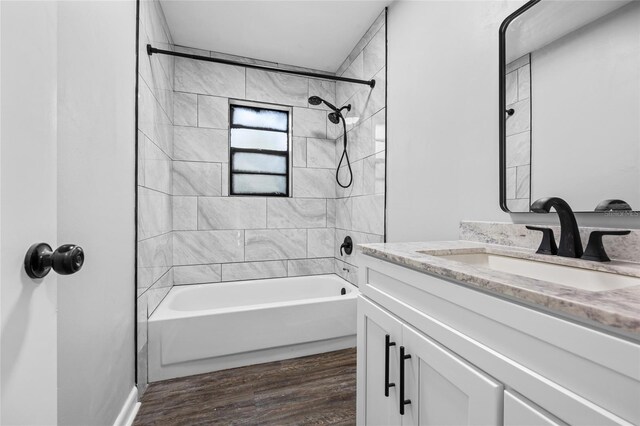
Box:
left=357, top=296, right=404, bottom=426
left=504, top=390, right=567, bottom=426
left=402, top=325, right=503, bottom=426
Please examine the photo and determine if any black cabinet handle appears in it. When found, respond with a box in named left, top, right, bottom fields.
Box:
left=399, top=346, right=411, bottom=415
left=24, top=242, right=85, bottom=279
left=384, top=334, right=396, bottom=397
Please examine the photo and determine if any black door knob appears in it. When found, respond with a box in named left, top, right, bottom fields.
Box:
left=24, top=242, right=85, bottom=279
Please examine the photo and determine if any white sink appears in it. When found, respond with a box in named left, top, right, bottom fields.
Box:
left=435, top=253, right=640, bottom=292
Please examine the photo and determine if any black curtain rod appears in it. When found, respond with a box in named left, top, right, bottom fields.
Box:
left=147, top=45, right=375, bottom=88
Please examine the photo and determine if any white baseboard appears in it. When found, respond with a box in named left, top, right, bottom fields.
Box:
left=113, top=386, right=140, bottom=426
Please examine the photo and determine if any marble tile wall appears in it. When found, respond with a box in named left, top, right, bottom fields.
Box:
left=136, top=0, right=175, bottom=397
left=505, top=54, right=531, bottom=212
left=333, top=11, right=387, bottom=284
left=170, top=45, right=339, bottom=285
left=168, top=10, right=387, bottom=287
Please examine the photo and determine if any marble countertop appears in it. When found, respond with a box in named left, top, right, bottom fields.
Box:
left=359, top=241, right=640, bottom=339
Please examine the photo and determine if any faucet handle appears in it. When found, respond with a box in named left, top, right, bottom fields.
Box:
left=340, top=236, right=353, bottom=256
left=526, top=226, right=558, bottom=255
left=582, top=230, right=631, bottom=262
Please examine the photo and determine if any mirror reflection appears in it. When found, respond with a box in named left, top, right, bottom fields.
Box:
left=502, top=0, right=640, bottom=213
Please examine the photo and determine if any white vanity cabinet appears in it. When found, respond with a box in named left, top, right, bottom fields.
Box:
left=403, top=324, right=503, bottom=425
left=503, top=390, right=566, bottom=426
left=358, top=296, right=403, bottom=426
left=356, top=254, right=640, bottom=426
left=358, top=297, right=502, bottom=425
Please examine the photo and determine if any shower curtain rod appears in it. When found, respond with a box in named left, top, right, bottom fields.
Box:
left=147, top=44, right=376, bottom=88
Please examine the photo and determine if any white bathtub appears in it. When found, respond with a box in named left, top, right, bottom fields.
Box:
left=148, top=274, right=359, bottom=382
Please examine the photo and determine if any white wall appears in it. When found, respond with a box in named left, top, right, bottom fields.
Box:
left=386, top=0, right=640, bottom=241
left=56, top=1, right=136, bottom=424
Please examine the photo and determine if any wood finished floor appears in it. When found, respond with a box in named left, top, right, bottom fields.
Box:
left=134, top=348, right=357, bottom=426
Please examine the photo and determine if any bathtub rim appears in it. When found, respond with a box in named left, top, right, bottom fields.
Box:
left=149, top=273, right=358, bottom=321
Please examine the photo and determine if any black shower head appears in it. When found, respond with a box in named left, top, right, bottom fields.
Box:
left=308, top=96, right=323, bottom=106
left=328, top=112, right=341, bottom=124
left=308, top=95, right=338, bottom=112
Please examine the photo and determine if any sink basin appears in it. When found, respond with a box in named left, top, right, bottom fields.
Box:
left=434, top=253, right=639, bottom=292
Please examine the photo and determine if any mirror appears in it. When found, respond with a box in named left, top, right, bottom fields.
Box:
left=499, top=0, right=640, bottom=213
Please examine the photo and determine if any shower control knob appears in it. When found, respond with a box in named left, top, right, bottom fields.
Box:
left=24, top=242, right=85, bottom=279
left=340, top=236, right=353, bottom=256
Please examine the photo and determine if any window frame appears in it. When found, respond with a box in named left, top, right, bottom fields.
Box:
left=228, top=100, right=292, bottom=197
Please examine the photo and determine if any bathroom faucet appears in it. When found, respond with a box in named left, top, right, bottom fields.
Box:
left=530, top=197, right=583, bottom=258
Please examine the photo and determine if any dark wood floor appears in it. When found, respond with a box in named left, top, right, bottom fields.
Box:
left=134, top=348, right=357, bottom=425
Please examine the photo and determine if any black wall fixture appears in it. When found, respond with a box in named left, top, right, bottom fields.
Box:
left=340, top=236, right=353, bottom=256
left=24, top=243, right=85, bottom=279
left=147, top=45, right=376, bottom=88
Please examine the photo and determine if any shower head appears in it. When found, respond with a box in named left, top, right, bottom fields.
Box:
left=309, top=95, right=346, bottom=124
left=308, top=95, right=338, bottom=112
left=309, top=97, right=352, bottom=188
left=308, top=96, right=323, bottom=106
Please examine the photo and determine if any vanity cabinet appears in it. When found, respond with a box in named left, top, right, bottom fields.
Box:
left=356, top=254, right=640, bottom=426
left=358, top=297, right=502, bottom=425
left=503, top=390, right=566, bottom=426
left=358, top=297, right=403, bottom=426
left=403, top=324, right=502, bottom=425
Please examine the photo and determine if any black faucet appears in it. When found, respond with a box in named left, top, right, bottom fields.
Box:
left=530, top=197, right=583, bottom=258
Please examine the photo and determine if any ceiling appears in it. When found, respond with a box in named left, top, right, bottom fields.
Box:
left=159, top=0, right=392, bottom=73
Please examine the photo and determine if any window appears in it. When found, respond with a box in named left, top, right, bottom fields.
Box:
left=229, top=103, right=290, bottom=196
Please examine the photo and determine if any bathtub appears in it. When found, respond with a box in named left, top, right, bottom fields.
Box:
left=148, top=274, right=359, bottom=382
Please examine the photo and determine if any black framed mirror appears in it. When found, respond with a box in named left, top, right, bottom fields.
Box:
left=499, top=0, right=640, bottom=213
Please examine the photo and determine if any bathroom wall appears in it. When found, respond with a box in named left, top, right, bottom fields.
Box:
left=136, top=0, right=175, bottom=396
left=170, top=48, right=337, bottom=284
left=333, top=11, right=387, bottom=283
left=386, top=0, right=639, bottom=244
left=169, top=11, right=386, bottom=286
